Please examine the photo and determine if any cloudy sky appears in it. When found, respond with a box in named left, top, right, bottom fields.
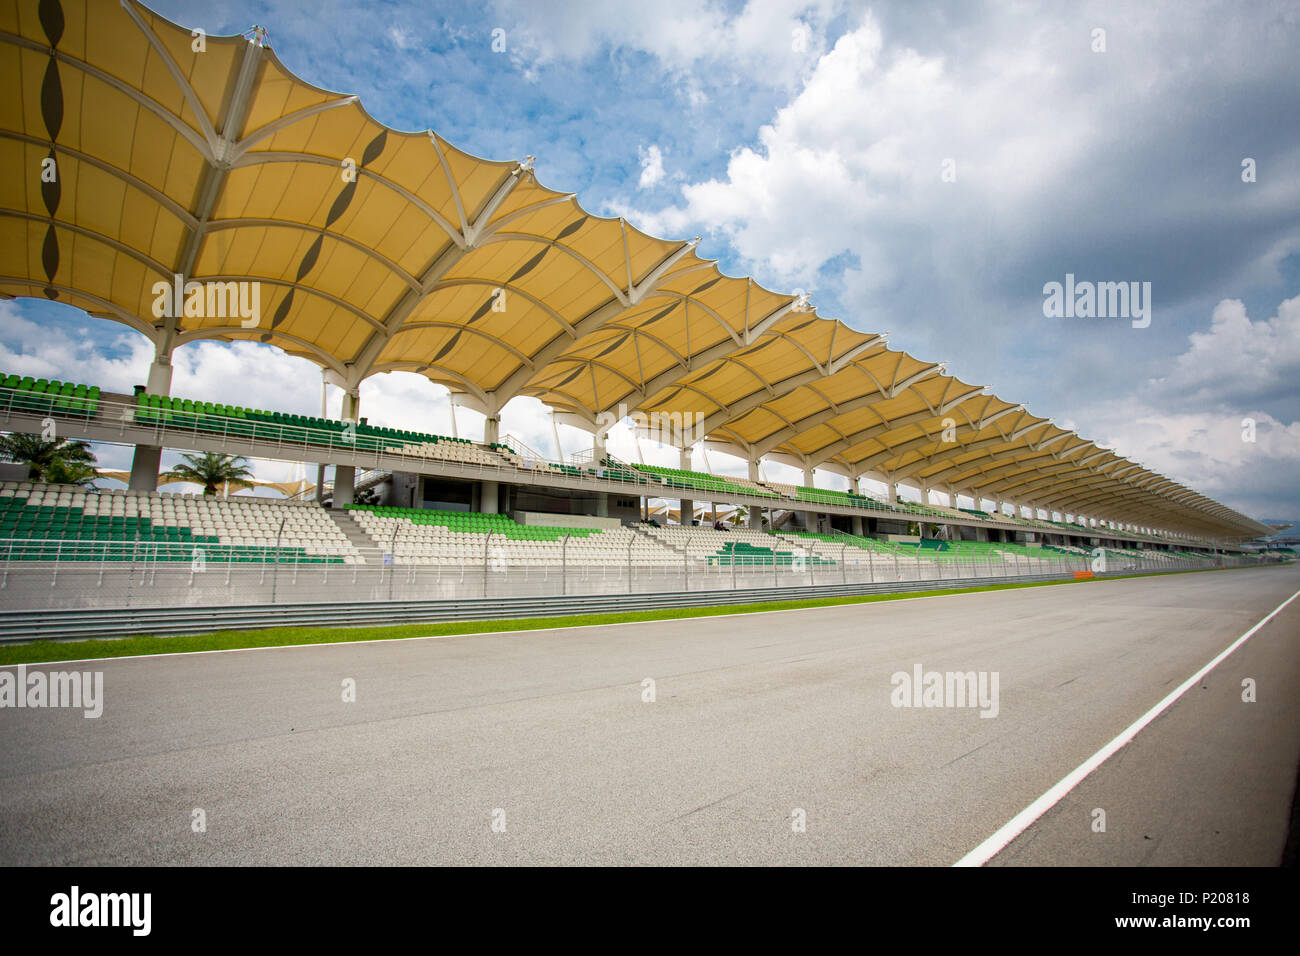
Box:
left=2, top=0, right=1297, bottom=520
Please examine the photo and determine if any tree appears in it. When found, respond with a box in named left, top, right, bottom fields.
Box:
left=0, top=432, right=98, bottom=484
left=163, top=452, right=254, bottom=496
left=41, top=456, right=100, bottom=488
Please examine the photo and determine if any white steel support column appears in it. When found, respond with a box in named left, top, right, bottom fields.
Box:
left=145, top=359, right=173, bottom=395
left=481, top=415, right=501, bottom=513
left=127, top=445, right=164, bottom=493
left=316, top=371, right=328, bottom=502
left=591, top=426, right=610, bottom=518
left=678, top=446, right=694, bottom=526
left=129, top=355, right=175, bottom=492
left=332, top=388, right=361, bottom=508
left=802, top=465, right=817, bottom=531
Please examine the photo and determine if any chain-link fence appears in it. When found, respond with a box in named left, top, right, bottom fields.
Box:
left=0, top=535, right=1279, bottom=612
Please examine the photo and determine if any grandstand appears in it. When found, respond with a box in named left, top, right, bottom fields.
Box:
left=346, top=505, right=680, bottom=569
left=0, top=481, right=357, bottom=564
left=634, top=464, right=782, bottom=500
left=0, top=0, right=1284, bottom=626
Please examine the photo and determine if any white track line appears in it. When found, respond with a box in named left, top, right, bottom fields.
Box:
left=953, top=585, right=1300, bottom=867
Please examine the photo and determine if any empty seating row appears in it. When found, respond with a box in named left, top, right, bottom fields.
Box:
left=345, top=506, right=681, bottom=567
left=0, top=483, right=358, bottom=563
left=1, top=374, right=100, bottom=417
left=641, top=525, right=834, bottom=566
left=771, top=482, right=944, bottom=518
left=346, top=505, right=604, bottom=540
left=597, top=458, right=655, bottom=484
left=771, top=531, right=1081, bottom=568
left=633, top=464, right=781, bottom=499
left=392, top=440, right=515, bottom=467
left=707, top=540, right=836, bottom=567
left=5, top=371, right=1197, bottom=547
left=773, top=530, right=922, bottom=565
left=132, top=392, right=469, bottom=457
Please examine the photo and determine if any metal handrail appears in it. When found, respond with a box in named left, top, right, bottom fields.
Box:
left=0, top=384, right=1234, bottom=550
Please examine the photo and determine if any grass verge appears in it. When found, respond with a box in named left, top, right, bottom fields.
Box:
left=0, top=565, right=1255, bottom=665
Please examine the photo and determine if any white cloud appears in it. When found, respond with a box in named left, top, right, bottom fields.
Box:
left=0, top=302, right=152, bottom=394
left=1084, top=406, right=1299, bottom=519
left=1072, top=295, right=1300, bottom=518
left=612, top=10, right=1102, bottom=290
left=638, top=144, right=666, bottom=189
left=387, top=26, right=415, bottom=50
left=493, top=0, right=840, bottom=92
left=354, top=371, right=455, bottom=436
left=609, top=0, right=1300, bottom=341
left=1150, top=295, right=1300, bottom=409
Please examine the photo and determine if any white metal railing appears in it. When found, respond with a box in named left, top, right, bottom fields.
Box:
left=0, top=532, right=1280, bottom=614
left=0, top=384, right=1238, bottom=551
left=500, top=433, right=548, bottom=463
left=0, top=387, right=663, bottom=490
left=566, top=446, right=595, bottom=467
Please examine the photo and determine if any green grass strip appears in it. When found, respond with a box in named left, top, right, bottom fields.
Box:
left=0, top=565, right=1260, bottom=666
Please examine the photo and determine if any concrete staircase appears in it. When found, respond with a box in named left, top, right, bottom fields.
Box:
left=328, top=508, right=381, bottom=564
left=629, top=523, right=684, bottom=557
left=769, top=509, right=797, bottom=530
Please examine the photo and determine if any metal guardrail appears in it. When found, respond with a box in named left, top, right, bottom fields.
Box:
left=0, top=571, right=1075, bottom=641
left=0, top=563, right=1271, bottom=643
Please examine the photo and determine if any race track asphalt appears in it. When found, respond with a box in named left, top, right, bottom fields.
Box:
left=2, top=564, right=1296, bottom=865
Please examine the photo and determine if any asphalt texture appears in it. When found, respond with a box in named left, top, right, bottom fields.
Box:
left=1, top=564, right=1296, bottom=865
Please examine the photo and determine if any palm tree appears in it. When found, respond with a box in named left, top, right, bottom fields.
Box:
left=0, top=432, right=98, bottom=483
left=41, top=456, right=100, bottom=488
left=163, top=452, right=255, bottom=496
